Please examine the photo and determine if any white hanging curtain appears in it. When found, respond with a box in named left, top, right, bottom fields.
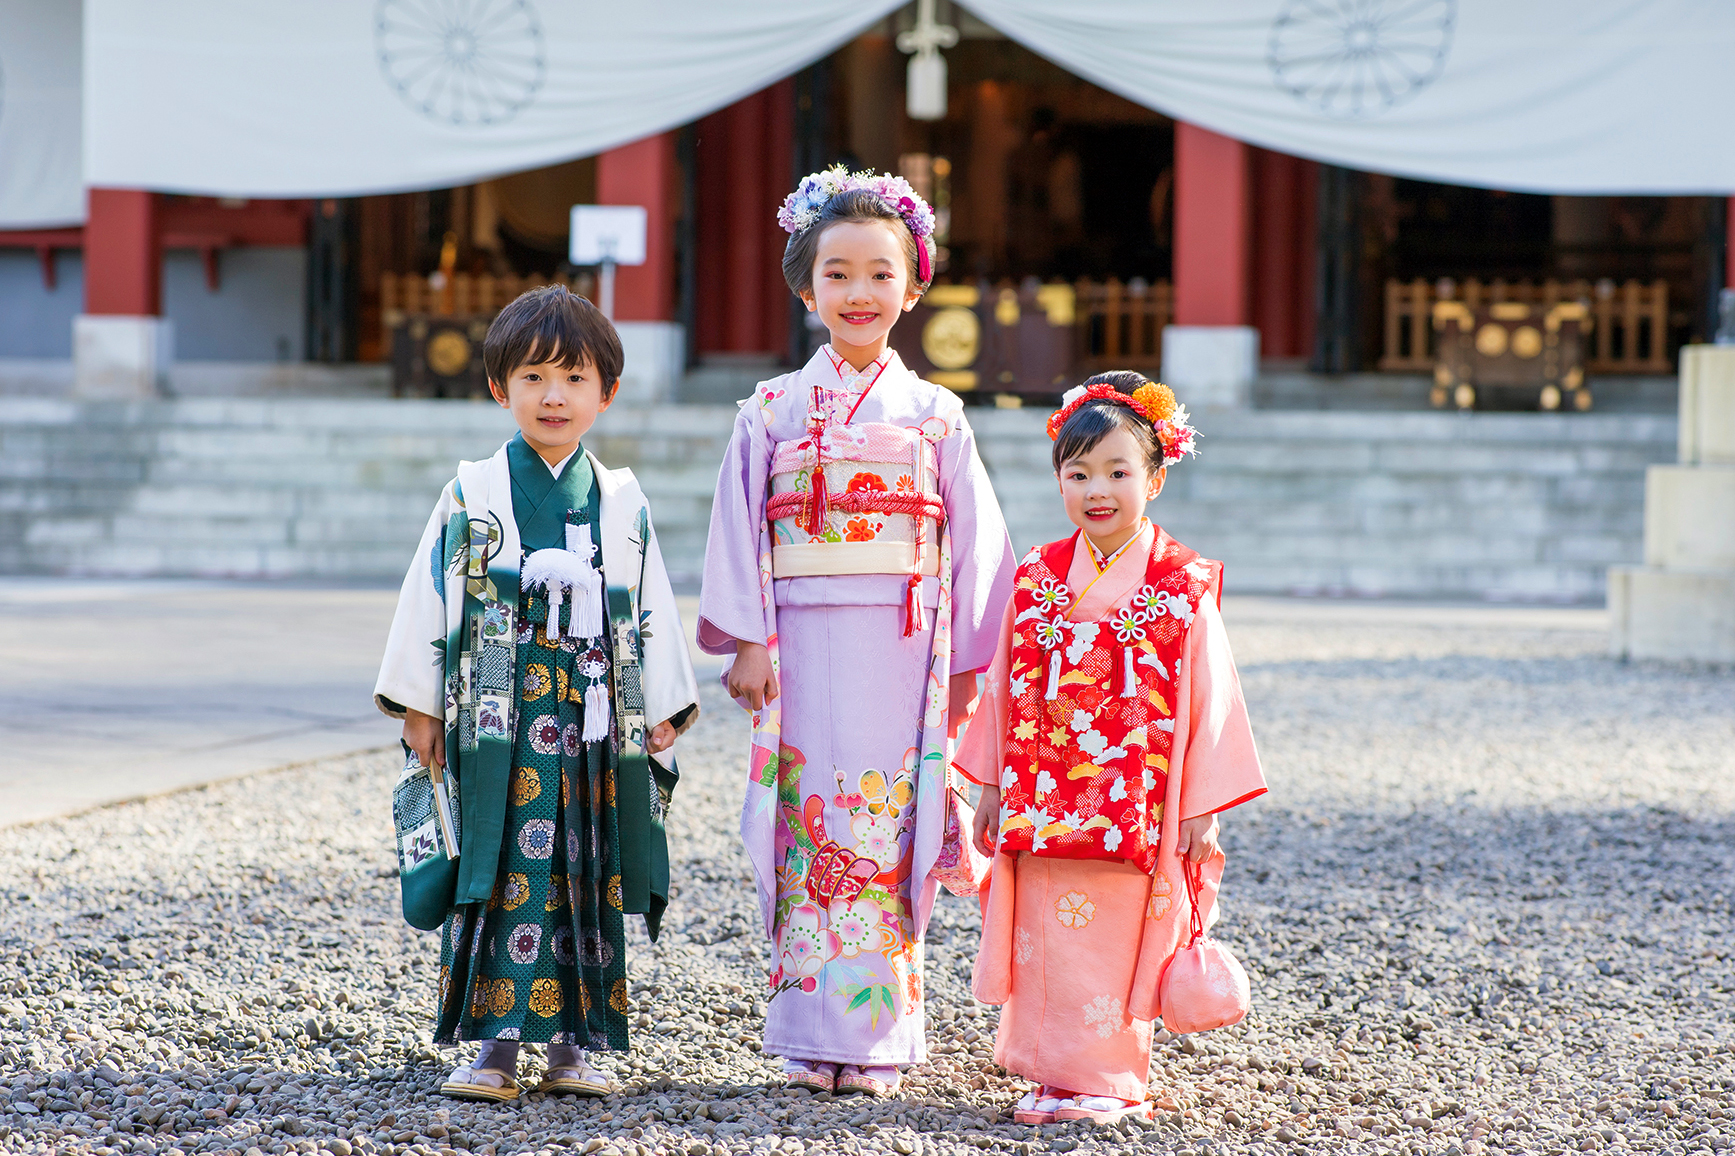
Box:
left=0, top=0, right=83, bottom=227
left=963, top=0, right=1735, bottom=194
left=49, top=0, right=1735, bottom=209
left=81, top=0, right=902, bottom=199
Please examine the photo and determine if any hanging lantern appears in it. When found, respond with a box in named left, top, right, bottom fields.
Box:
left=897, top=0, right=958, bottom=122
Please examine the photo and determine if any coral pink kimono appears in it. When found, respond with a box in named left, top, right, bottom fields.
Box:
left=955, top=520, right=1266, bottom=1101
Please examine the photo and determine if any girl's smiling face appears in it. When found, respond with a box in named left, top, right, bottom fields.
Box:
left=799, top=220, right=922, bottom=369
left=1057, top=426, right=1166, bottom=557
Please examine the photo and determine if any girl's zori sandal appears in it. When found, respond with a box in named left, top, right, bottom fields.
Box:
left=1012, top=1087, right=1075, bottom=1125
left=834, top=1065, right=900, bottom=1098
left=536, top=1055, right=612, bottom=1097
left=440, top=1065, right=521, bottom=1103
left=1054, top=1095, right=1154, bottom=1125
left=783, top=1059, right=839, bottom=1093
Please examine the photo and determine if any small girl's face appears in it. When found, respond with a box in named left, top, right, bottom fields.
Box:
left=1057, top=426, right=1166, bottom=552
left=800, top=220, right=922, bottom=361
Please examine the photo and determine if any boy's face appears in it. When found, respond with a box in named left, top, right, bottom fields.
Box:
left=488, top=354, right=614, bottom=465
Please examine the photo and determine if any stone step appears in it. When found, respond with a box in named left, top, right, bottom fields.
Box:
left=0, top=398, right=1677, bottom=597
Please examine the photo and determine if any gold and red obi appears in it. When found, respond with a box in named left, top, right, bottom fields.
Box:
left=996, top=531, right=1220, bottom=873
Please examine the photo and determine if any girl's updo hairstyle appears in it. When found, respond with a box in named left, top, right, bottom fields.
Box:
left=1050, top=371, right=1166, bottom=476
left=781, top=188, right=936, bottom=298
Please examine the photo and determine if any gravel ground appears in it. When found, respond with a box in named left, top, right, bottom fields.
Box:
left=1, top=603, right=1732, bottom=1156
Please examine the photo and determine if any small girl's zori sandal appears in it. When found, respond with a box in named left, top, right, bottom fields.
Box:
left=440, top=1065, right=521, bottom=1103
left=1012, top=1088, right=1073, bottom=1125
left=1054, top=1095, right=1154, bottom=1125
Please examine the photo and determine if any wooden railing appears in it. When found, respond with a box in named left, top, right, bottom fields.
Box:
left=1075, top=278, right=1173, bottom=373
left=1381, top=277, right=1670, bottom=373
left=379, top=271, right=595, bottom=322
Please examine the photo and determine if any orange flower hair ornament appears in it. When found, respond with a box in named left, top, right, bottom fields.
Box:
left=1046, top=380, right=1199, bottom=465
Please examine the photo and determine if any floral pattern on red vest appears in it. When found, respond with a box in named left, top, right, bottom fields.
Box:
left=996, top=529, right=1219, bottom=874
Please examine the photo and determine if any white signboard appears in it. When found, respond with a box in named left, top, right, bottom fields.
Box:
left=570, top=205, right=648, bottom=267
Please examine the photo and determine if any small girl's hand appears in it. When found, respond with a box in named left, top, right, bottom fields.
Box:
left=1175, top=814, right=1221, bottom=864
left=646, top=721, right=677, bottom=755
left=972, top=784, right=1001, bottom=857
left=726, top=642, right=780, bottom=710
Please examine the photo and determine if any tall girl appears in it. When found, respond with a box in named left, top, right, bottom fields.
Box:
left=699, top=166, right=1015, bottom=1096
left=958, top=373, right=1266, bottom=1124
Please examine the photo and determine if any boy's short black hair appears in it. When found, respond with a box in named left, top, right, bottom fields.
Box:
left=483, top=285, right=623, bottom=398
left=1051, top=371, right=1165, bottom=476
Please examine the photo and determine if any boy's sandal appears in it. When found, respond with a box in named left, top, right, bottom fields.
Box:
left=834, top=1064, right=900, bottom=1098
left=783, top=1060, right=837, bottom=1093
left=536, top=1061, right=612, bottom=1098
left=1053, top=1095, right=1153, bottom=1125
left=440, top=1066, right=521, bottom=1103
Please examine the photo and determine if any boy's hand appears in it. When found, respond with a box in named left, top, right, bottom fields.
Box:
left=1176, top=814, right=1220, bottom=864
left=726, top=642, right=779, bottom=711
left=403, top=708, right=445, bottom=773
left=647, top=720, right=677, bottom=755
left=972, top=784, right=1001, bottom=857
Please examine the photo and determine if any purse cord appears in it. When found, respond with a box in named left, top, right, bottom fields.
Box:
left=1181, top=856, right=1207, bottom=946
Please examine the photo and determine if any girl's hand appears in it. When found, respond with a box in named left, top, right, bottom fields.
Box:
left=972, top=784, right=1001, bottom=857
left=726, top=642, right=780, bottom=711
left=646, top=720, right=677, bottom=755
left=403, top=708, right=445, bottom=772
left=1176, top=813, right=1221, bottom=864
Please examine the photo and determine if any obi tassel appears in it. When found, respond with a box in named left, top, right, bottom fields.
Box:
left=805, top=467, right=829, bottom=537
left=1122, top=646, right=1138, bottom=698
left=582, top=679, right=612, bottom=742
left=904, top=573, right=924, bottom=638
left=1045, top=650, right=1062, bottom=700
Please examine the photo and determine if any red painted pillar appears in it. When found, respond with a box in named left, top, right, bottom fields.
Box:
left=724, top=92, right=770, bottom=352
left=1250, top=148, right=1319, bottom=359
left=84, top=188, right=161, bottom=315
left=1172, top=123, right=1252, bottom=327
left=596, top=133, right=677, bottom=322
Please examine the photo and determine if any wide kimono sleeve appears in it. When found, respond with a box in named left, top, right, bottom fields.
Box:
left=637, top=503, right=702, bottom=744
left=951, top=598, right=1017, bottom=787
left=697, top=401, right=773, bottom=656
left=938, top=409, right=1017, bottom=675
left=1177, top=596, right=1267, bottom=821
left=374, top=484, right=455, bottom=720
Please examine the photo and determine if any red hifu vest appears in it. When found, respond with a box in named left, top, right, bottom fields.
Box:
left=996, top=529, right=1219, bottom=874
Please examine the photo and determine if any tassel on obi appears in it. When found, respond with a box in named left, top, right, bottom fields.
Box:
left=1122, top=646, right=1139, bottom=698
left=1045, top=650, right=1062, bottom=700
left=904, top=573, right=924, bottom=638
left=521, top=524, right=604, bottom=640
left=805, top=466, right=829, bottom=537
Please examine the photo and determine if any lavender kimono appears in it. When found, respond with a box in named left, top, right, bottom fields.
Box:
left=699, top=346, right=1015, bottom=1065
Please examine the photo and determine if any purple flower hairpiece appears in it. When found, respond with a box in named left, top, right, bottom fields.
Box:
left=778, top=164, right=936, bottom=282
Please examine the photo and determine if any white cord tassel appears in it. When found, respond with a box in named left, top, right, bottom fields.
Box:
left=545, top=579, right=565, bottom=638
left=564, top=524, right=605, bottom=639
left=1045, top=651, right=1061, bottom=700
left=1122, top=646, right=1138, bottom=698
left=582, top=680, right=612, bottom=742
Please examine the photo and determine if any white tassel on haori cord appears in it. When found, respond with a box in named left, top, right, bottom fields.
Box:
left=1122, top=646, right=1139, bottom=698
left=521, top=525, right=604, bottom=641
left=1045, top=650, right=1062, bottom=700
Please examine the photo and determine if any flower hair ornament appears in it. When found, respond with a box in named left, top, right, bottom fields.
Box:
left=1046, top=380, right=1200, bottom=466
left=777, top=163, right=938, bottom=283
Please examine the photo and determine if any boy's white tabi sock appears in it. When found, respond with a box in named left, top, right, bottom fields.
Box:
left=472, top=1039, right=519, bottom=1074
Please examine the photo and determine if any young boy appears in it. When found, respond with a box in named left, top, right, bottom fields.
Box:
left=375, top=285, right=699, bottom=1102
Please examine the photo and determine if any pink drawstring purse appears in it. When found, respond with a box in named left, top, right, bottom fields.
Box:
left=1158, top=858, right=1251, bottom=1033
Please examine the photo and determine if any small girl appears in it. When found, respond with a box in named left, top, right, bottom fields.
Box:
left=699, top=166, right=1016, bottom=1096
left=957, top=372, right=1267, bottom=1125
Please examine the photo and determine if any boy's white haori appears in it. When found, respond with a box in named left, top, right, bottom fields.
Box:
left=375, top=442, right=698, bottom=769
